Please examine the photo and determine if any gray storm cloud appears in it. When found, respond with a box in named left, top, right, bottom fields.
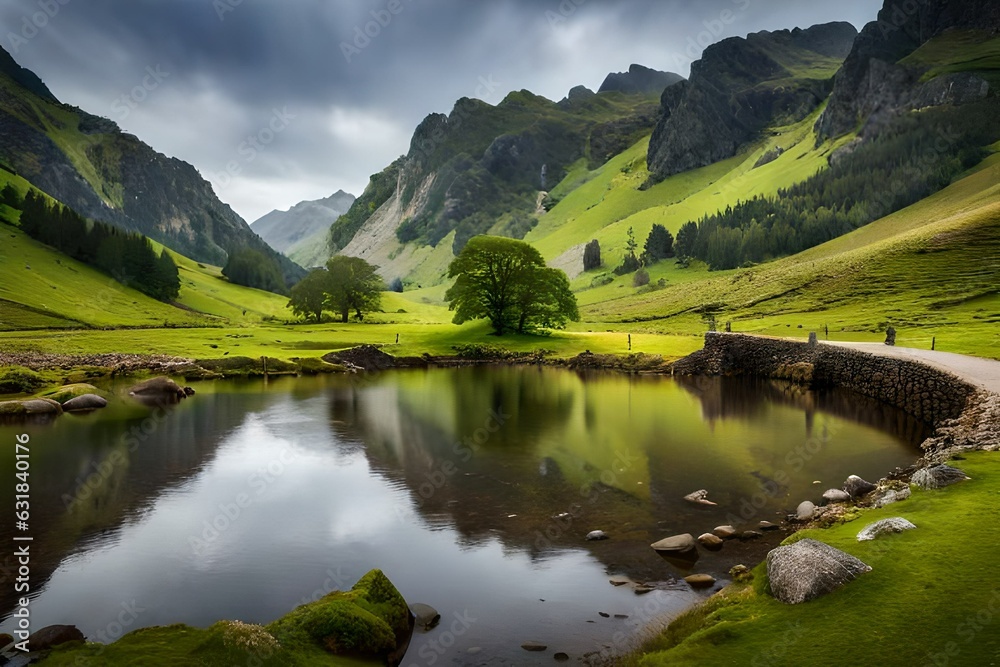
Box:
left=1, top=0, right=882, bottom=222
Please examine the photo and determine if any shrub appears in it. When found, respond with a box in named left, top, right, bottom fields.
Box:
left=632, top=269, right=650, bottom=287
left=0, top=367, right=45, bottom=394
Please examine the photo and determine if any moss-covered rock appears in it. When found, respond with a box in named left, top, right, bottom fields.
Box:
left=37, top=569, right=411, bottom=666
left=38, top=384, right=104, bottom=404
left=0, top=366, right=45, bottom=394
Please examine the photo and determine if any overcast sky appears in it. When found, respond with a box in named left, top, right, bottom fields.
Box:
left=1, top=0, right=883, bottom=223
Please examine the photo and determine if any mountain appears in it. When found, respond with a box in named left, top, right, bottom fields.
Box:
left=816, top=0, right=1000, bottom=141
left=0, top=46, right=304, bottom=287
left=252, top=190, right=355, bottom=266
left=325, top=75, right=681, bottom=283
left=598, top=64, right=684, bottom=95
left=646, top=22, right=858, bottom=183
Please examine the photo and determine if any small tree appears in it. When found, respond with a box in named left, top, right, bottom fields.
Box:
left=1, top=184, right=21, bottom=209
left=675, top=221, right=699, bottom=263
left=583, top=239, right=602, bottom=271
left=288, top=269, right=331, bottom=323
left=389, top=277, right=404, bottom=293
left=632, top=268, right=650, bottom=287
left=614, top=227, right=641, bottom=275
left=326, top=256, right=383, bottom=323
left=642, top=224, right=674, bottom=264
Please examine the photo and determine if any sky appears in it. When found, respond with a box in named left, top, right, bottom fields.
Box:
left=0, top=0, right=884, bottom=224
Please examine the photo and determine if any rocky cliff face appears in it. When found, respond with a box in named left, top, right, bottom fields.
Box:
left=817, top=0, right=1000, bottom=140
left=646, top=22, right=858, bottom=184
left=0, top=47, right=303, bottom=285
left=598, top=64, right=684, bottom=96
left=329, top=78, right=676, bottom=281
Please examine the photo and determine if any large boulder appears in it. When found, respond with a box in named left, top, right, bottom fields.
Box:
left=129, top=377, right=186, bottom=401
left=28, top=624, right=85, bottom=651
left=0, top=398, right=64, bottom=417
left=857, top=517, right=917, bottom=542
left=40, top=383, right=101, bottom=404
left=843, top=475, right=877, bottom=498
left=911, top=465, right=969, bottom=490
left=766, top=539, right=871, bottom=604
left=63, top=394, right=109, bottom=412
left=409, top=603, right=440, bottom=631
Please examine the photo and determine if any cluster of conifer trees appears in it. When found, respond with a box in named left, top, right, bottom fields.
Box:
left=13, top=188, right=180, bottom=301
left=677, top=103, right=998, bottom=270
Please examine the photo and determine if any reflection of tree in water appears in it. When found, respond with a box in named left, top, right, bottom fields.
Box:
left=0, top=390, right=273, bottom=620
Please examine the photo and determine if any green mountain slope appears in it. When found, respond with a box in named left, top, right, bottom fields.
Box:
left=0, top=46, right=304, bottom=286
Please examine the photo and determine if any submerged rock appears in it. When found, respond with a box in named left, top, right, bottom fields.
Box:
left=857, top=517, right=917, bottom=542
left=409, top=603, right=441, bottom=631
left=683, top=489, right=717, bottom=506
left=698, top=533, right=724, bottom=550
left=713, top=525, right=738, bottom=539
left=63, top=394, right=108, bottom=412
left=911, top=465, right=970, bottom=490
left=129, top=377, right=187, bottom=401
left=684, top=574, right=716, bottom=588
left=522, top=641, right=547, bottom=652
left=767, top=539, right=871, bottom=604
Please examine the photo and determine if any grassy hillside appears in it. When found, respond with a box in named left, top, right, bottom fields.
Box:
left=526, top=106, right=850, bottom=275
left=583, top=150, right=1000, bottom=358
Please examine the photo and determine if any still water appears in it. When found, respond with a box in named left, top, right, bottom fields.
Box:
left=0, top=367, right=929, bottom=664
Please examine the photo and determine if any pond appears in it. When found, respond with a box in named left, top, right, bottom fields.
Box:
left=0, top=367, right=930, bottom=664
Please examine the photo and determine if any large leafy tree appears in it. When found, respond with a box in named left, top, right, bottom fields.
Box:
left=446, top=236, right=578, bottom=335
left=325, top=256, right=384, bottom=323
left=287, top=269, right=331, bottom=323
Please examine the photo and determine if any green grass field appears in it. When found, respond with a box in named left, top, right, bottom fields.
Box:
left=627, top=451, right=1000, bottom=667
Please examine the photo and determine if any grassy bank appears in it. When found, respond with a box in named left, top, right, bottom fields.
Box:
left=626, top=451, right=1000, bottom=666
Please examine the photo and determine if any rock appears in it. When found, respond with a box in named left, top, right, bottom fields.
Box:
left=522, top=641, right=548, bottom=652
left=729, top=564, right=753, bottom=582
left=684, top=574, right=716, bottom=588
left=598, top=612, right=610, bottom=618
left=183, top=386, right=196, bottom=397
left=796, top=501, right=817, bottom=521
left=872, top=486, right=911, bottom=508
left=766, top=538, right=871, bottom=604
left=758, top=521, right=780, bottom=531
left=651, top=533, right=698, bottom=556
left=62, top=394, right=109, bottom=412
left=129, top=377, right=186, bottom=401
left=823, top=488, right=852, bottom=503
left=633, top=586, right=655, bottom=595
left=698, top=533, right=724, bottom=550
left=409, top=603, right=441, bottom=631
left=20, top=398, right=63, bottom=415
left=608, top=577, right=630, bottom=587
left=857, top=517, right=917, bottom=542
left=554, top=652, right=570, bottom=662
left=713, top=525, right=738, bottom=539
left=41, top=383, right=101, bottom=404
left=27, top=625, right=85, bottom=651
left=911, top=465, right=970, bottom=490
left=586, top=530, right=609, bottom=541
left=683, top=489, right=717, bottom=506
left=614, top=614, right=628, bottom=619
left=843, top=475, right=877, bottom=498
left=740, top=530, right=763, bottom=541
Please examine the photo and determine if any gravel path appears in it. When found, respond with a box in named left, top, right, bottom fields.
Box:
left=827, top=343, right=1000, bottom=395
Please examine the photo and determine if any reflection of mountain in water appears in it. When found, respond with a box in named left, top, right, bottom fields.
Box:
left=329, top=369, right=925, bottom=582
left=0, top=389, right=274, bottom=619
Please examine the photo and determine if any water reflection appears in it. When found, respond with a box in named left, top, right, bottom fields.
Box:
left=0, top=369, right=928, bottom=664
